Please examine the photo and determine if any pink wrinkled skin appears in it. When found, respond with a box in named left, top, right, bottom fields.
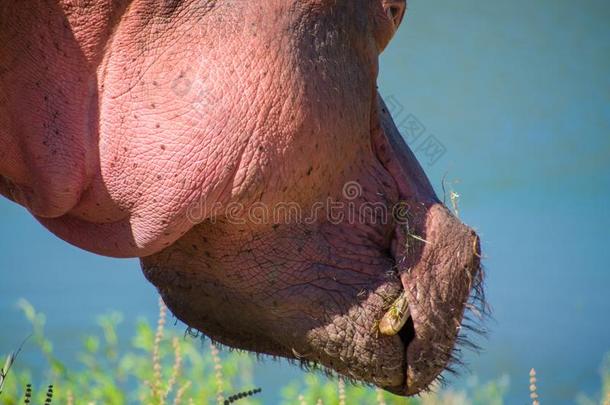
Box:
left=0, top=0, right=483, bottom=395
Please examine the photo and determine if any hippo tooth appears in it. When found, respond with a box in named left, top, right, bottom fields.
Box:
left=379, top=291, right=411, bottom=336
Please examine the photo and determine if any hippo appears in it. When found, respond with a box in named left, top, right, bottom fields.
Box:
left=0, top=0, right=484, bottom=396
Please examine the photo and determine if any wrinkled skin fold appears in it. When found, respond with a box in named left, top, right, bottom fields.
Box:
left=0, top=0, right=483, bottom=395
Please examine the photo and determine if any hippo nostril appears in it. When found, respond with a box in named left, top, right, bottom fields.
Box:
left=387, top=6, right=401, bottom=25
left=384, top=0, right=406, bottom=29
left=0, top=175, right=25, bottom=206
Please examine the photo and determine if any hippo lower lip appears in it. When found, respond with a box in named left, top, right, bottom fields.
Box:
left=391, top=212, right=482, bottom=395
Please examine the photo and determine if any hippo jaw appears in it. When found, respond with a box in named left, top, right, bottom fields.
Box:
left=140, top=95, right=484, bottom=395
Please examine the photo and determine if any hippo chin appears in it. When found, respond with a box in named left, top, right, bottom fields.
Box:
left=0, top=0, right=484, bottom=395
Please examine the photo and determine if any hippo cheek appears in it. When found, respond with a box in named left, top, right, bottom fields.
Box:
left=5, top=0, right=389, bottom=259
left=140, top=94, right=484, bottom=396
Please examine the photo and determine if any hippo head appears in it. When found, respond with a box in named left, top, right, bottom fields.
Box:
left=0, top=0, right=484, bottom=395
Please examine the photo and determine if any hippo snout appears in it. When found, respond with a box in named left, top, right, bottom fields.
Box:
left=140, top=94, right=484, bottom=395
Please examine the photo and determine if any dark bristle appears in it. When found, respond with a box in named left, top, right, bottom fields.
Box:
left=437, top=264, right=490, bottom=385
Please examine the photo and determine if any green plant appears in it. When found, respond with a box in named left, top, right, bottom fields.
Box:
left=529, top=368, right=539, bottom=405
left=0, top=299, right=260, bottom=405
left=0, top=298, right=607, bottom=404
left=0, top=336, right=29, bottom=397
left=22, top=384, right=53, bottom=404
left=280, top=372, right=510, bottom=405
left=0, top=354, right=14, bottom=395
left=576, top=353, right=610, bottom=405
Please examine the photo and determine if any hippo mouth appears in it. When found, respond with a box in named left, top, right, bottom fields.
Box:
left=288, top=97, right=485, bottom=395
left=292, top=207, right=482, bottom=395
left=374, top=205, right=482, bottom=396
left=141, top=95, right=484, bottom=396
